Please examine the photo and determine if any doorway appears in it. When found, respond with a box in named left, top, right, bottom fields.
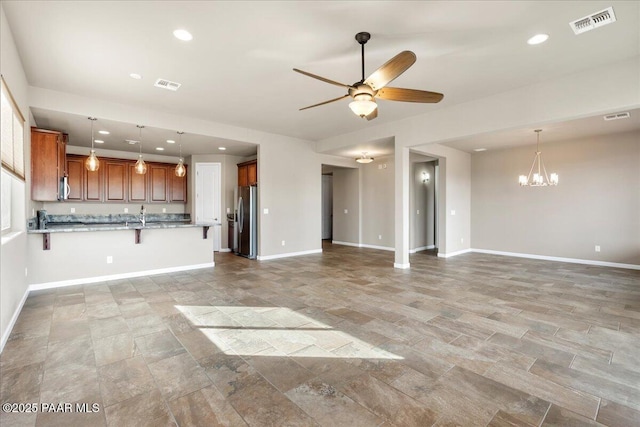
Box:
left=195, top=162, right=221, bottom=251
left=410, top=156, right=438, bottom=255
left=321, top=174, right=333, bottom=240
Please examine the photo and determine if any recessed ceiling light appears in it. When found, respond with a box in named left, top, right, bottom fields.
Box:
left=474, top=148, right=487, bottom=152
left=94, top=139, right=104, bottom=144
left=98, top=130, right=110, bottom=135
left=129, top=73, right=143, bottom=80
left=173, top=29, right=193, bottom=41
left=219, top=147, right=226, bottom=151
left=527, top=34, right=549, bottom=45
left=156, top=147, right=165, bottom=151
left=166, top=139, right=175, bottom=144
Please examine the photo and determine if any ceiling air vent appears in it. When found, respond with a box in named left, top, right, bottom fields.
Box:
left=570, top=7, right=616, bottom=35
left=154, top=78, right=181, bottom=91
left=603, top=112, right=630, bottom=121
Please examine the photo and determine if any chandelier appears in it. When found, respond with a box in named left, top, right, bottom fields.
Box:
left=518, top=129, right=558, bottom=187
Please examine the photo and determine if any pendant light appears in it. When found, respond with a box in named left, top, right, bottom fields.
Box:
left=134, top=125, right=147, bottom=175
left=518, top=129, right=558, bottom=186
left=175, top=131, right=186, bottom=177
left=85, top=117, right=100, bottom=171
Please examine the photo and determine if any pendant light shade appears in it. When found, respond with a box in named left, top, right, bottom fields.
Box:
left=85, top=117, right=100, bottom=171
left=175, top=131, right=186, bottom=177
left=135, top=125, right=147, bottom=175
left=349, top=94, right=377, bottom=118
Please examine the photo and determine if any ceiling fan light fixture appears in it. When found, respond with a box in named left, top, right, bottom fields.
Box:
left=349, top=94, right=377, bottom=118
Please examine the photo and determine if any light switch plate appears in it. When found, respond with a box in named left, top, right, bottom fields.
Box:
left=263, top=208, right=269, bottom=214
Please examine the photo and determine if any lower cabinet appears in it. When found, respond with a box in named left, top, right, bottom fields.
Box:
left=65, top=154, right=187, bottom=203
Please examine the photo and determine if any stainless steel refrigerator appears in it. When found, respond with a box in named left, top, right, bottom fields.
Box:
left=237, top=185, right=257, bottom=259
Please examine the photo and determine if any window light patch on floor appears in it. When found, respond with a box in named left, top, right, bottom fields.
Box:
left=176, top=305, right=403, bottom=360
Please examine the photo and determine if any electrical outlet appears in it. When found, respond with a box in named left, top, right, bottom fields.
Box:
left=70, top=207, right=75, bottom=213
left=162, top=208, right=166, bottom=213
left=344, top=209, right=348, bottom=214
left=595, top=245, right=601, bottom=252
left=124, top=208, right=129, bottom=213
left=417, top=209, right=420, bottom=215
left=378, top=235, right=382, bottom=240
left=25, top=268, right=28, bottom=277
left=226, top=207, right=231, bottom=214
left=461, top=238, right=464, bottom=243
left=106, top=256, right=113, bottom=264
left=281, top=240, right=285, bottom=246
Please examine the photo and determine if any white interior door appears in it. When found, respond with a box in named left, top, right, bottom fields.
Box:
left=195, top=163, right=221, bottom=251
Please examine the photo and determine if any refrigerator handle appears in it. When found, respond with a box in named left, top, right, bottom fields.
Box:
left=238, top=197, right=244, bottom=233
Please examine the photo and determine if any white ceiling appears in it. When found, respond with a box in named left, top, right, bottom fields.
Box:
left=3, top=1, right=639, bottom=157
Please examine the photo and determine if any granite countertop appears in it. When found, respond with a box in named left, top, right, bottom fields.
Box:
left=27, top=213, right=220, bottom=234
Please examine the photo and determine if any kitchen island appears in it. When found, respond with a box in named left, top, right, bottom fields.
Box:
left=27, top=214, right=217, bottom=289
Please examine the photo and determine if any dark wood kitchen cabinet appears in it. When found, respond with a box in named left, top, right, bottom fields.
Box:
left=237, top=159, right=257, bottom=187
left=128, top=164, right=148, bottom=202
left=169, top=165, right=187, bottom=203
left=105, top=160, right=127, bottom=202
left=150, top=164, right=168, bottom=202
left=65, top=156, right=84, bottom=201
left=65, top=154, right=104, bottom=202
left=31, top=127, right=67, bottom=201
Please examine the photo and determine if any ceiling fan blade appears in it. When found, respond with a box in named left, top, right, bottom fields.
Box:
left=376, top=87, right=444, bottom=103
left=365, top=108, right=378, bottom=121
left=364, top=51, right=416, bottom=90
left=293, top=68, right=353, bottom=89
left=299, top=94, right=350, bottom=111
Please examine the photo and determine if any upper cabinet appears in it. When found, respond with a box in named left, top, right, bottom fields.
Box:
left=64, top=154, right=187, bottom=204
left=31, top=127, right=67, bottom=201
left=238, top=159, right=257, bottom=187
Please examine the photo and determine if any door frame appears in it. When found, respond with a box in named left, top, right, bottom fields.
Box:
left=195, top=162, right=222, bottom=251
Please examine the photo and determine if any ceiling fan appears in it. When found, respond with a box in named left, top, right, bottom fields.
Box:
left=294, top=32, right=443, bottom=120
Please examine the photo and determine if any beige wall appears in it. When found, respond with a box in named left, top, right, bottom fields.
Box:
left=471, top=131, right=640, bottom=265
left=361, top=156, right=395, bottom=248
left=258, top=139, right=321, bottom=257
left=332, top=168, right=360, bottom=244
left=1, top=5, right=30, bottom=348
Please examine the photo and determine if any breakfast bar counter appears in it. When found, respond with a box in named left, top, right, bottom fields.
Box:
left=26, top=214, right=217, bottom=288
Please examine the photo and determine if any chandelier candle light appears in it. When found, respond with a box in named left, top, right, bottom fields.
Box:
left=175, top=131, right=186, bottom=177
left=518, top=129, right=558, bottom=187
left=85, top=117, right=100, bottom=171
left=134, top=125, right=147, bottom=175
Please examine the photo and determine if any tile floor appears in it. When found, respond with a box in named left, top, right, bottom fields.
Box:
left=1, top=243, right=639, bottom=426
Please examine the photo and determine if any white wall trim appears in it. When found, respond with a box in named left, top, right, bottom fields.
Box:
left=0, top=288, right=29, bottom=353
left=437, top=248, right=473, bottom=258
left=257, top=249, right=322, bottom=261
left=331, top=241, right=395, bottom=252
left=394, top=262, right=411, bottom=269
left=471, top=249, right=640, bottom=271
left=28, top=263, right=215, bottom=291
left=410, top=245, right=436, bottom=254
left=219, top=248, right=232, bottom=253
left=331, top=241, right=361, bottom=248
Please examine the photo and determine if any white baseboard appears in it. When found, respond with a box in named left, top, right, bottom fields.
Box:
left=471, top=249, right=640, bottom=270
left=409, top=245, right=436, bottom=254
left=437, top=248, right=473, bottom=258
left=0, top=288, right=29, bottom=353
left=257, top=249, right=322, bottom=261
left=28, top=262, right=216, bottom=291
left=332, top=241, right=394, bottom=252
left=219, top=248, right=231, bottom=253
left=394, top=262, right=410, bottom=269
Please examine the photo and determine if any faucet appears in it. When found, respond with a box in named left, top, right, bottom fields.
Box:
left=140, top=205, right=146, bottom=227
